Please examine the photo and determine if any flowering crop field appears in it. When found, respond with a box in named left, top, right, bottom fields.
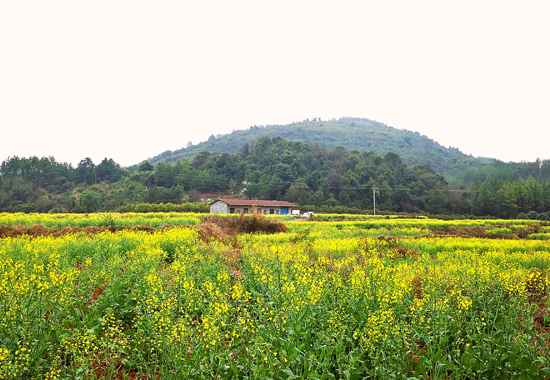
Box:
left=1, top=214, right=550, bottom=379
left=0, top=212, right=203, bottom=228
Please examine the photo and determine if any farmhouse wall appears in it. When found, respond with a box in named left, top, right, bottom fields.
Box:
left=209, top=201, right=228, bottom=214
left=209, top=199, right=297, bottom=214
left=230, top=206, right=265, bottom=214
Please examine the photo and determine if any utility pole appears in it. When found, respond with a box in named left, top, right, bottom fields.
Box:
left=373, top=187, right=376, bottom=217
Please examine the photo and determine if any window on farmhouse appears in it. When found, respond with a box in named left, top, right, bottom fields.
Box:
left=243, top=208, right=249, bottom=214
left=270, top=209, right=274, bottom=214
left=229, top=207, right=235, bottom=214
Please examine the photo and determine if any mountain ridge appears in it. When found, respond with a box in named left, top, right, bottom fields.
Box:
left=142, top=117, right=497, bottom=177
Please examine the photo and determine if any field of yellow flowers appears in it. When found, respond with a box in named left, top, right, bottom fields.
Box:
left=1, top=212, right=550, bottom=379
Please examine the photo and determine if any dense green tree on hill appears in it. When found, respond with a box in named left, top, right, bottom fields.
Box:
left=139, top=117, right=550, bottom=187
left=0, top=156, right=126, bottom=212
left=138, top=161, right=154, bottom=172
left=145, top=185, right=184, bottom=204
left=0, top=156, right=75, bottom=187
left=79, top=189, right=102, bottom=213
left=141, top=117, right=496, bottom=178
left=96, top=158, right=125, bottom=183
left=153, top=163, right=178, bottom=188
left=77, top=158, right=96, bottom=185
left=1, top=137, right=550, bottom=217
left=470, top=178, right=550, bottom=218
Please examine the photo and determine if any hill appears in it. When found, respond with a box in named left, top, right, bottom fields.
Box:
left=142, top=117, right=495, bottom=177
left=2, top=141, right=550, bottom=217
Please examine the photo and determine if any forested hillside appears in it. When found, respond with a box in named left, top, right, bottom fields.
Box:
left=143, top=117, right=493, bottom=178
left=2, top=137, right=550, bottom=218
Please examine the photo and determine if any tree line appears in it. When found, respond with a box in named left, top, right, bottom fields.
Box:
left=1, top=137, right=549, bottom=218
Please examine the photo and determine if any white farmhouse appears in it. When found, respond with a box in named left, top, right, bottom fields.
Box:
left=209, top=199, right=299, bottom=215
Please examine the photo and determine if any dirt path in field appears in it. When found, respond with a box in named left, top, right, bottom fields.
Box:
left=0, top=224, right=163, bottom=238
left=427, top=224, right=544, bottom=240
left=0, top=221, right=237, bottom=240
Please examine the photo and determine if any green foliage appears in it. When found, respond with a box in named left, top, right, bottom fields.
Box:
left=144, top=185, right=183, bottom=204
left=77, top=157, right=97, bottom=185
left=142, top=118, right=550, bottom=186
left=142, top=117, right=492, bottom=179
left=1, top=130, right=550, bottom=219
left=96, top=158, right=125, bottom=182
left=517, top=212, right=528, bottom=220
left=79, top=189, right=102, bottom=213
left=138, top=161, right=154, bottom=172
left=528, top=210, right=539, bottom=220
left=474, top=180, right=550, bottom=218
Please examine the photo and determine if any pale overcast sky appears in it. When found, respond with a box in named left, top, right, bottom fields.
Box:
left=1, top=1, right=549, bottom=167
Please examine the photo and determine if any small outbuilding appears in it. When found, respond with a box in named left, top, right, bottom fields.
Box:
left=209, top=199, right=299, bottom=215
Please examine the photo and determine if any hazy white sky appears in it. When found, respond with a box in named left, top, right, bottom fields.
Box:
left=1, top=1, right=549, bottom=167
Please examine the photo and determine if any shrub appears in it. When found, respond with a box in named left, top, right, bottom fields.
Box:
left=516, top=212, right=528, bottom=220
left=201, top=213, right=287, bottom=236
left=527, top=211, right=539, bottom=220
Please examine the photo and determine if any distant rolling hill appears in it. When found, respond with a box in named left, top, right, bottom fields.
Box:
left=142, top=117, right=496, bottom=177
